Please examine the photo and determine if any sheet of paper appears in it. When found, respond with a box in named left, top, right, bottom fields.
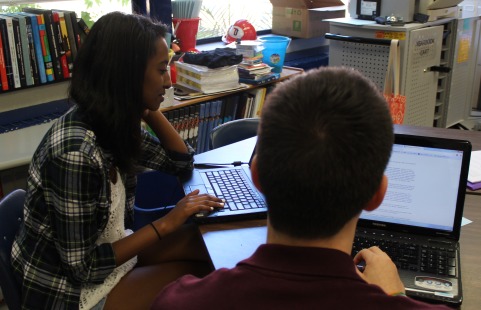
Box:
left=461, top=217, right=472, bottom=227
left=468, top=150, right=481, bottom=183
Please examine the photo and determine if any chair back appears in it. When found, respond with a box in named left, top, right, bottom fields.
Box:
left=209, top=118, right=260, bottom=149
left=0, top=189, right=26, bottom=310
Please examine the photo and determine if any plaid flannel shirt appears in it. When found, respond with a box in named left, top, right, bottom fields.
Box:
left=12, top=108, right=194, bottom=309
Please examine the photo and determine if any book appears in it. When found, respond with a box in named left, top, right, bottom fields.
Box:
left=239, top=72, right=280, bottom=85
left=54, top=10, right=78, bottom=61
left=52, top=11, right=69, bottom=79
left=213, top=99, right=223, bottom=129
left=0, top=22, right=9, bottom=91
left=247, top=87, right=267, bottom=118
left=0, top=18, right=13, bottom=90
left=204, top=101, right=219, bottom=152
left=187, top=105, right=196, bottom=147
left=7, top=13, right=35, bottom=86
left=35, top=13, right=55, bottom=82
left=172, top=109, right=180, bottom=133
left=0, top=16, right=21, bottom=88
left=191, top=105, right=200, bottom=149
left=196, top=103, right=207, bottom=153
left=235, top=92, right=249, bottom=120
left=467, top=181, right=481, bottom=191
left=22, top=8, right=63, bottom=81
left=199, top=101, right=212, bottom=153
left=8, top=15, right=27, bottom=87
left=17, top=12, right=47, bottom=84
left=64, top=10, right=81, bottom=52
left=54, top=11, right=73, bottom=77
left=18, top=13, right=40, bottom=85
left=178, top=107, right=188, bottom=140
left=77, top=17, right=90, bottom=45
left=244, top=94, right=254, bottom=118
left=222, top=95, right=239, bottom=123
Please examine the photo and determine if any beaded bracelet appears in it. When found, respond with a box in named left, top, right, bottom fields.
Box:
left=150, top=222, right=162, bottom=240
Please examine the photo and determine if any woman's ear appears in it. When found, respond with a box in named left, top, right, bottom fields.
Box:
left=364, top=174, right=388, bottom=212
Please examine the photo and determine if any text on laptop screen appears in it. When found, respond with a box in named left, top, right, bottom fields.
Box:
left=360, top=143, right=464, bottom=231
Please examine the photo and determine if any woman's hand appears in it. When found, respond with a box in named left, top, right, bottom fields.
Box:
left=155, top=190, right=224, bottom=235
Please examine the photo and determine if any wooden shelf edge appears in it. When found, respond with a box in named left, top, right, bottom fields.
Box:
left=161, top=66, right=304, bottom=113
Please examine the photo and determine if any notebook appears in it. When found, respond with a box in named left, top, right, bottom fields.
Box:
left=353, top=133, right=471, bottom=306
left=181, top=142, right=267, bottom=224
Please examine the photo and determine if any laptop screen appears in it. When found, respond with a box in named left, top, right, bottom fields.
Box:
left=359, top=134, right=471, bottom=235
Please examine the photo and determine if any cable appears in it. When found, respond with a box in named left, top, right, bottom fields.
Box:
left=193, top=161, right=247, bottom=169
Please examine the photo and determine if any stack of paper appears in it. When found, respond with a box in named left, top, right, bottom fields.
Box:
left=176, top=62, right=240, bottom=94
left=467, top=150, right=481, bottom=190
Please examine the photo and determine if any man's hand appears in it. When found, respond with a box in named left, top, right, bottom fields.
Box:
left=353, top=246, right=405, bottom=295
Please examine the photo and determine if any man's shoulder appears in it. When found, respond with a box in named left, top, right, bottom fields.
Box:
left=152, top=269, right=245, bottom=309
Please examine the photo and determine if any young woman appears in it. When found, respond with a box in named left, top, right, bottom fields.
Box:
left=12, top=12, right=223, bottom=310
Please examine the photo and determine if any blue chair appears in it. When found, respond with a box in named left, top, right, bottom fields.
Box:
left=0, top=189, right=26, bottom=310
left=209, top=117, right=260, bottom=149
left=133, top=170, right=184, bottom=231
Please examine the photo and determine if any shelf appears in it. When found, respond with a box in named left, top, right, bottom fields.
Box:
left=0, top=81, right=69, bottom=113
left=161, top=66, right=304, bottom=113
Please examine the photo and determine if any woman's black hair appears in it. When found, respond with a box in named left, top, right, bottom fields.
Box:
left=69, top=12, right=168, bottom=173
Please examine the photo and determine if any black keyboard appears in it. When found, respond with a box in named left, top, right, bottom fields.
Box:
left=352, top=231, right=457, bottom=277
left=205, top=170, right=266, bottom=211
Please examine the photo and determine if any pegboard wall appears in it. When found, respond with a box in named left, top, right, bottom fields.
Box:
left=329, top=41, right=391, bottom=92
left=328, top=24, right=444, bottom=127
left=403, top=26, right=443, bottom=126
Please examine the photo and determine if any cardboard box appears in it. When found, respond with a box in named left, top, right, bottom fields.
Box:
left=270, top=0, right=345, bottom=39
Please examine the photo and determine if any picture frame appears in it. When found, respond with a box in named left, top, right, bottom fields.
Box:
left=356, top=0, right=382, bottom=20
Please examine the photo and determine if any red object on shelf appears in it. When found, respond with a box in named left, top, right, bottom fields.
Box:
left=172, top=18, right=201, bottom=52
left=170, top=62, right=177, bottom=84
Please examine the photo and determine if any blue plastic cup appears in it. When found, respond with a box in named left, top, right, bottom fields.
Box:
left=260, top=36, right=291, bottom=73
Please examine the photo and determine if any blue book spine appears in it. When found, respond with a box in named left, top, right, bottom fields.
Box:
left=214, top=100, right=223, bottom=128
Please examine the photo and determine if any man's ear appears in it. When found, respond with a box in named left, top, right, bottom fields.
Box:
left=250, top=155, right=263, bottom=193
left=364, top=174, right=388, bottom=212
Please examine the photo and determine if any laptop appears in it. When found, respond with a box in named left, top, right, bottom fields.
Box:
left=353, top=133, right=471, bottom=306
left=181, top=141, right=267, bottom=224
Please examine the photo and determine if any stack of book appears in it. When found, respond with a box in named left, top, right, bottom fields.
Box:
left=238, top=62, right=279, bottom=85
left=176, top=61, right=240, bottom=94
left=0, top=8, right=88, bottom=92
left=235, top=40, right=280, bottom=85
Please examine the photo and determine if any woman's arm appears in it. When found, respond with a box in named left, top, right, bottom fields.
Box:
left=112, top=190, right=223, bottom=265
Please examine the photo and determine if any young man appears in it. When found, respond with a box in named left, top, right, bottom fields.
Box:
left=151, top=67, right=450, bottom=309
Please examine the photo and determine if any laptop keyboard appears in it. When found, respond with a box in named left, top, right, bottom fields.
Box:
left=205, top=170, right=266, bottom=211
left=352, top=230, right=457, bottom=277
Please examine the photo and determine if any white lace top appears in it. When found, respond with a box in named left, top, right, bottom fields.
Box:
left=79, top=171, right=137, bottom=309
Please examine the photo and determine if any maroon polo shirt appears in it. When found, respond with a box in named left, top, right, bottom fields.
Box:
left=152, top=244, right=451, bottom=310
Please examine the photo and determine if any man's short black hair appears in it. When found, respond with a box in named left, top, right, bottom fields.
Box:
left=256, top=66, right=394, bottom=239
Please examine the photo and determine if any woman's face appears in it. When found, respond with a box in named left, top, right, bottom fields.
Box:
left=143, top=37, right=172, bottom=111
